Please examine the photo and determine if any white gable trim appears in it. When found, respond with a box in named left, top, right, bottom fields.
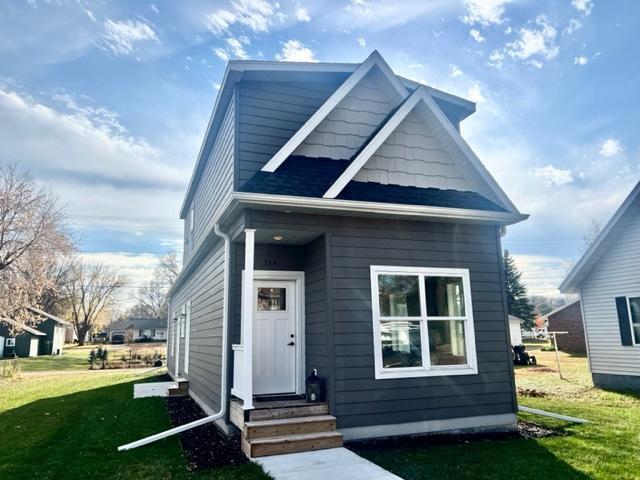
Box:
left=260, top=51, right=408, bottom=173
left=322, top=87, right=519, bottom=214
left=560, top=181, right=640, bottom=293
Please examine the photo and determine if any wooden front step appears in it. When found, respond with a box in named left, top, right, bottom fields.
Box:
left=167, top=378, right=188, bottom=396
left=244, top=415, right=336, bottom=440
left=243, top=431, right=343, bottom=458
left=248, top=402, right=329, bottom=422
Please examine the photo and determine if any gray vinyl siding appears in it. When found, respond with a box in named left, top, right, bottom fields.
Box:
left=580, top=206, right=640, bottom=377
left=169, top=239, right=226, bottom=412
left=304, top=236, right=328, bottom=375
left=183, top=92, right=235, bottom=264
left=247, top=210, right=516, bottom=430
left=236, top=80, right=342, bottom=188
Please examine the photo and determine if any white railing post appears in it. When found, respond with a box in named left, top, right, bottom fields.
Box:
left=241, top=228, right=256, bottom=409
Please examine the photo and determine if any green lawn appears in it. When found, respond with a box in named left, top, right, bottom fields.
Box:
left=1, top=343, right=167, bottom=372
left=0, top=370, right=268, bottom=480
left=356, top=351, right=640, bottom=480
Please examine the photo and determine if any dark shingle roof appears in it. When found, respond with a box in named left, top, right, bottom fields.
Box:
left=240, top=156, right=507, bottom=213
left=107, top=317, right=166, bottom=332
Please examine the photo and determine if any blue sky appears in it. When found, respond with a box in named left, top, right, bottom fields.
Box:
left=1, top=0, right=638, bottom=303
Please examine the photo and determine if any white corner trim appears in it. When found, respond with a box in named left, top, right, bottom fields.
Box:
left=261, top=50, right=408, bottom=173
left=339, top=413, right=517, bottom=441
left=323, top=86, right=519, bottom=215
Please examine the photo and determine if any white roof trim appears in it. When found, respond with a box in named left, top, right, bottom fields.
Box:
left=560, top=180, right=640, bottom=293
left=260, top=50, right=408, bottom=173
left=0, top=318, right=46, bottom=336
left=26, top=306, right=72, bottom=326
left=322, top=86, right=520, bottom=213
left=540, top=299, right=581, bottom=319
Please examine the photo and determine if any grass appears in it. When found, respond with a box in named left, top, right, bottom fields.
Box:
left=357, top=351, right=640, bottom=480
left=0, top=369, right=268, bottom=480
left=1, top=343, right=167, bottom=372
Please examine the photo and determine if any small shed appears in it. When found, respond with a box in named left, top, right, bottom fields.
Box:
left=509, top=315, right=524, bottom=346
left=0, top=318, right=46, bottom=358
left=26, top=307, right=72, bottom=356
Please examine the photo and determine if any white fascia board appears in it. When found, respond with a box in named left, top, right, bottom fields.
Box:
left=232, top=191, right=528, bottom=224
left=260, top=50, right=409, bottom=173
left=560, top=181, right=640, bottom=293
left=323, top=86, right=520, bottom=214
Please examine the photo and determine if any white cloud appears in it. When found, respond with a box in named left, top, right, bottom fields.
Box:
left=295, top=6, right=311, bottom=22
left=462, top=0, right=509, bottom=26
left=150, top=4, right=159, bottom=14
left=574, top=56, right=588, bottom=65
left=504, top=15, right=559, bottom=67
left=357, top=37, right=366, bottom=47
left=276, top=39, right=317, bottom=62
left=562, top=18, right=582, bottom=36
left=599, top=138, right=622, bottom=157
left=449, top=65, right=463, bottom=78
left=84, top=9, right=96, bottom=23
left=204, top=0, right=278, bottom=35
left=213, top=47, right=229, bottom=62
left=469, top=28, right=485, bottom=42
left=226, top=36, right=250, bottom=59
left=534, top=165, right=574, bottom=186
left=346, top=0, right=372, bottom=16
left=572, top=0, right=593, bottom=15
left=487, top=49, right=505, bottom=68
left=101, top=19, right=159, bottom=56
left=467, top=84, right=486, bottom=103
left=408, top=63, right=424, bottom=69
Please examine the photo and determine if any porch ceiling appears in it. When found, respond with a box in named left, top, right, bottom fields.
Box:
left=248, top=229, right=322, bottom=245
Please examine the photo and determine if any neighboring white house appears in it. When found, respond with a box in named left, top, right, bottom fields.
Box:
left=508, top=315, right=523, bottom=346
left=560, top=181, right=640, bottom=391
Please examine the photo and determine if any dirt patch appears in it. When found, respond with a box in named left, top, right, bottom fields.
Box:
left=518, top=387, right=548, bottom=398
left=347, top=420, right=561, bottom=452
left=165, top=395, right=248, bottom=472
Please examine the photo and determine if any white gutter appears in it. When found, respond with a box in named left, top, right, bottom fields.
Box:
left=118, top=223, right=232, bottom=451
left=518, top=406, right=587, bottom=424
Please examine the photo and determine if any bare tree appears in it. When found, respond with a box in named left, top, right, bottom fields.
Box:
left=581, top=219, right=603, bottom=252
left=158, top=249, right=180, bottom=285
left=0, top=164, right=72, bottom=323
left=66, top=260, right=126, bottom=345
left=132, top=250, right=181, bottom=319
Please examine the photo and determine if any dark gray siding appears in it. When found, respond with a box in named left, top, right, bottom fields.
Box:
left=248, top=210, right=516, bottom=429
left=184, top=92, right=235, bottom=263
left=236, top=80, right=342, bottom=189
left=304, top=236, right=329, bottom=377
left=170, top=240, right=226, bottom=412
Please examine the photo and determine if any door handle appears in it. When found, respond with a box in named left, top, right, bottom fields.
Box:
left=287, top=341, right=295, bottom=346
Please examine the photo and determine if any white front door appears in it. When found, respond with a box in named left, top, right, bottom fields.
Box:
left=253, top=280, right=297, bottom=395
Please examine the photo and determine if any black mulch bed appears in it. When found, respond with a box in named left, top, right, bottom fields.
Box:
left=165, top=395, right=248, bottom=472
left=347, top=420, right=562, bottom=453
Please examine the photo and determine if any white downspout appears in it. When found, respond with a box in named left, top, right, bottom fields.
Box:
left=118, top=223, right=231, bottom=451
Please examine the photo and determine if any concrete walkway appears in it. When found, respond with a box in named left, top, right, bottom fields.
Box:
left=254, top=447, right=402, bottom=480
left=133, top=381, right=174, bottom=398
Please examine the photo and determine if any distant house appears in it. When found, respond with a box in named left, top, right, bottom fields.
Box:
left=26, top=307, right=72, bottom=356
left=0, top=318, right=46, bottom=358
left=106, top=318, right=167, bottom=343
left=508, top=315, right=524, bottom=346
left=561, top=181, right=640, bottom=391
left=541, top=300, right=586, bottom=354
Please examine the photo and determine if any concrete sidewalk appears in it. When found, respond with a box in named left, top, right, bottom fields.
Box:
left=254, top=447, right=402, bottom=480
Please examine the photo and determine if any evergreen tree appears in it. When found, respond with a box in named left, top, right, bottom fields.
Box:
left=88, top=348, right=96, bottom=370
left=101, top=348, right=109, bottom=369
left=503, top=250, right=535, bottom=330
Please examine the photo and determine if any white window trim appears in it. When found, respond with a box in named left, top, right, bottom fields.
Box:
left=626, top=296, right=640, bottom=346
left=184, top=300, right=191, bottom=374
left=370, top=265, right=478, bottom=379
left=6, top=338, right=15, bottom=347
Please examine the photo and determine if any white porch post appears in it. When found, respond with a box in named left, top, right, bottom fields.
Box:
left=241, top=228, right=256, bottom=409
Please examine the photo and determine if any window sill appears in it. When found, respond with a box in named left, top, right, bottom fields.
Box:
left=375, top=364, right=478, bottom=380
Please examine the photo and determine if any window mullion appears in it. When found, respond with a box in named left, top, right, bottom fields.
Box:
left=418, top=274, right=430, bottom=369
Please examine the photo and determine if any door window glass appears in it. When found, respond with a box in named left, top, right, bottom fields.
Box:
left=257, top=287, right=287, bottom=311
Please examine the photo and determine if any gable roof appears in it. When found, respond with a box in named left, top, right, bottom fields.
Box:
left=26, top=307, right=72, bottom=326
left=0, top=318, right=46, bottom=336
left=178, top=52, right=476, bottom=218
left=260, top=51, right=408, bottom=173
left=242, top=155, right=508, bottom=213
left=560, top=181, right=640, bottom=293
left=107, top=317, right=167, bottom=332
left=540, top=299, right=581, bottom=319
left=322, top=86, right=519, bottom=213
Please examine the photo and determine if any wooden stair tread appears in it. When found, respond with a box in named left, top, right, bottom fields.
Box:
left=245, top=415, right=336, bottom=428
left=248, top=403, right=329, bottom=421
left=249, top=431, right=342, bottom=445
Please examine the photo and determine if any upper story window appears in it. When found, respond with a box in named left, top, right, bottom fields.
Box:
left=189, top=207, right=195, bottom=234
left=370, top=266, right=478, bottom=379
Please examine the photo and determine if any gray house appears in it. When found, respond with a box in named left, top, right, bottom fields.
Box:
left=167, top=51, right=527, bottom=457
left=106, top=317, right=168, bottom=343
left=0, top=318, right=46, bottom=358
left=561, top=181, right=640, bottom=391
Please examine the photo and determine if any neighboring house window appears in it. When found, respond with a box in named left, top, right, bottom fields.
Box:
left=628, top=297, right=640, bottom=344
left=6, top=338, right=15, bottom=347
left=370, top=266, right=478, bottom=379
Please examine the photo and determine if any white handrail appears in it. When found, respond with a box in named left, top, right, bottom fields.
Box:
left=118, top=223, right=232, bottom=451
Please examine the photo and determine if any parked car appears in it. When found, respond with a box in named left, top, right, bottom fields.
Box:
left=110, top=334, right=125, bottom=344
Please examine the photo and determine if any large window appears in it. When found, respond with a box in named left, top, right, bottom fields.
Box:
left=370, top=266, right=478, bottom=379
left=628, top=297, right=640, bottom=344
